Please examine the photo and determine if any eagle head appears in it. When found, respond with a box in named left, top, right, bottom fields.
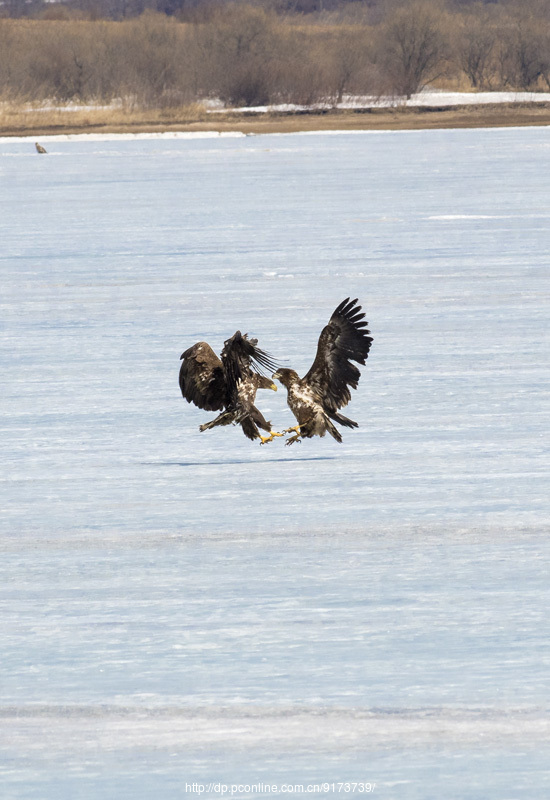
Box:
left=272, top=368, right=299, bottom=389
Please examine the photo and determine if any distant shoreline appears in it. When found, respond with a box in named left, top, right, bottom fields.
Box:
left=3, top=102, right=550, bottom=139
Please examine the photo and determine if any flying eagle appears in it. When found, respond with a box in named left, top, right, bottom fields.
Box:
left=273, top=298, right=373, bottom=445
left=179, top=331, right=282, bottom=444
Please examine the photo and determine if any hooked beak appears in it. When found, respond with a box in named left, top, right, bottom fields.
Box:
left=270, top=382, right=277, bottom=392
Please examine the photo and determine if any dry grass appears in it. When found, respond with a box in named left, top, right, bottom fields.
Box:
left=0, top=101, right=209, bottom=137
left=3, top=100, right=550, bottom=137
left=234, top=103, right=550, bottom=133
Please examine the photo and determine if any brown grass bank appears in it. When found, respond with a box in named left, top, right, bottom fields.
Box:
left=3, top=102, right=550, bottom=138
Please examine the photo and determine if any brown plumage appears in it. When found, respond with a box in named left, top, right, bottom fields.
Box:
left=273, top=298, right=373, bottom=444
left=179, top=331, right=281, bottom=444
left=35, top=143, right=47, bottom=154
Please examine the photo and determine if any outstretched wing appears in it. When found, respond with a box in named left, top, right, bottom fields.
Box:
left=303, top=298, right=373, bottom=411
left=179, top=342, right=228, bottom=411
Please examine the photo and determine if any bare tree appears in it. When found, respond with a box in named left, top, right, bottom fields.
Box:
left=25, top=27, right=97, bottom=101
left=505, top=15, right=549, bottom=89
left=190, top=6, right=279, bottom=106
left=0, top=21, right=16, bottom=96
left=537, top=26, right=550, bottom=89
left=458, top=10, right=497, bottom=90
left=270, top=28, right=327, bottom=106
left=377, top=2, right=449, bottom=99
left=323, top=26, right=373, bottom=105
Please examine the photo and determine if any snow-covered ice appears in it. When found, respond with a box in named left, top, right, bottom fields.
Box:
left=206, top=89, right=550, bottom=114
left=1, top=127, right=549, bottom=798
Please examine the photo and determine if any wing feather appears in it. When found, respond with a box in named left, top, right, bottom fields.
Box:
left=179, top=342, right=227, bottom=411
left=222, top=331, right=278, bottom=376
left=303, top=298, right=373, bottom=411
left=221, top=331, right=278, bottom=402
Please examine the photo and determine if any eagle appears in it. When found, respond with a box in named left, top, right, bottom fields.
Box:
left=35, top=143, right=47, bottom=154
left=273, top=298, right=373, bottom=445
left=179, top=330, right=282, bottom=444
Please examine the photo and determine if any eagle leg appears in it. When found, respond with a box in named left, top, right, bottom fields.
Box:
left=259, top=430, right=284, bottom=445
left=283, top=419, right=313, bottom=445
left=199, top=410, right=234, bottom=431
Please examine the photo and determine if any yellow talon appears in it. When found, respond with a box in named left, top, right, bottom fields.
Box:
left=285, top=434, right=302, bottom=446
left=283, top=425, right=302, bottom=435
left=259, top=431, right=284, bottom=445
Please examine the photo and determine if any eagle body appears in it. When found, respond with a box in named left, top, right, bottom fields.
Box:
left=200, top=371, right=274, bottom=440
left=275, top=368, right=344, bottom=442
left=274, top=298, right=373, bottom=445
left=179, top=331, right=279, bottom=442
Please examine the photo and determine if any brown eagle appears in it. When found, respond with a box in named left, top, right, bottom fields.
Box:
left=179, top=331, right=282, bottom=444
left=273, top=298, right=373, bottom=445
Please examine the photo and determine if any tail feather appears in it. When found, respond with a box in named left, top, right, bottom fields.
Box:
left=249, top=404, right=271, bottom=433
left=327, top=410, right=358, bottom=429
left=241, top=416, right=259, bottom=441
left=325, top=417, right=343, bottom=443
left=241, top=405, right=272, bottom=440
left=199, top=410, right=235, bottom=431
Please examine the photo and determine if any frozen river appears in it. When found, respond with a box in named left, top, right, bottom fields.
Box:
left=1, top=127, right=549, bottom=798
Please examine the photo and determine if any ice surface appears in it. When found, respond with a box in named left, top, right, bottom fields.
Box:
left=1, top=128, right=549, bottom=798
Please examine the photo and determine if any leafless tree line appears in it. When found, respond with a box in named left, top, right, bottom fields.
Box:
left=2, top=2, right=550, bottom=109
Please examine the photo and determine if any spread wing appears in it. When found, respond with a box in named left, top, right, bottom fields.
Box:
left=179, top=342, right=228, bottom=411
left=303, top=298, right=373, bottom=411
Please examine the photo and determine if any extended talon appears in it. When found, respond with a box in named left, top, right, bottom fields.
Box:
left=285, top=434, right=302, bottom=446
left=283, top=425, right=302, bottom=435
left=259, top=431, right=284, bottom=445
